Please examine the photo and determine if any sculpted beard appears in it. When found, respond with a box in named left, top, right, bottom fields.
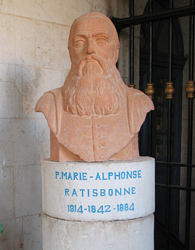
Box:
left=62, top=57, right=126, bottom=116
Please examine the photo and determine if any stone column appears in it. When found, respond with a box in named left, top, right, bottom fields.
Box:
left=42, top=157, right=155, bottom=250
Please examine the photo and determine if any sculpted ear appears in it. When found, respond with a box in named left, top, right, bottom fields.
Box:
left=128, top=91, right=154, bottom=135
left=114, top=44, right=120, bottom=64
left=35, top=92, right=57, bottom=134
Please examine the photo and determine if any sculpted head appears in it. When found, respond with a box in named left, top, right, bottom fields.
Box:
left=62, top=12, right=125, bottom=116
left=68, top=12, right=120, bottom=76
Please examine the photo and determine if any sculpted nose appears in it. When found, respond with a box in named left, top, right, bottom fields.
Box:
left=87, top=39, right=95, bottom=54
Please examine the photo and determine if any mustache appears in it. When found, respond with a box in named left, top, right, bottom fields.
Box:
left=78, top=54, right=106, bottom=76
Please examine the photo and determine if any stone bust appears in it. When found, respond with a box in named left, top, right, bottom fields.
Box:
left=35, top=12, right=154, bottom=162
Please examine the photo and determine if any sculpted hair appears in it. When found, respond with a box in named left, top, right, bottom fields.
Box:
left=62, top=68, right=126, bottom=116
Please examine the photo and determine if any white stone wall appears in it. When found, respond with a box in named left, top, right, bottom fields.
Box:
left=0, top=1, right=119, bottom=249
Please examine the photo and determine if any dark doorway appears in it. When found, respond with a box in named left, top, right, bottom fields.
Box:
left=139, top=1, right=186, bottom=249
left=111, top=0, right=195, bottom=249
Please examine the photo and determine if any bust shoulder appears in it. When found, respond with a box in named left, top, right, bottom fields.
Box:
left=35, top=88, right=63, bottom=134
left=126, top=86, right=154, bottom=134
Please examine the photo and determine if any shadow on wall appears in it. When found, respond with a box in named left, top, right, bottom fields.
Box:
left=0, top=64, right=43, bottom=249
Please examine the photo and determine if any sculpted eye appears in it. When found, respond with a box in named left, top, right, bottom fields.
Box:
left=75, top=39, right=85, bottom=47
left=96, top=37, right=108, bottom=46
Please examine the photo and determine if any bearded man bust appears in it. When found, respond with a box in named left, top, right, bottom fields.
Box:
left=35, top=12, right=154, bottom=162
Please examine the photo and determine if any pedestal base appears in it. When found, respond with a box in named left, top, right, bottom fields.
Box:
left=42, top=157, right=155, bottom=249
left=43, top=214, right=154, bottom=250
